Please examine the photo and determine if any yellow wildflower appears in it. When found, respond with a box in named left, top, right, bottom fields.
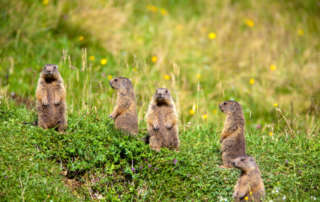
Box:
left=151, top=56, right=158, bottom=63
left=189, top=109, right=195, bottom=116
left=42, top=0, right=49, bottom=5
left=202, top=114, right=208, bottom=120
left=249, top=78, right=255, bottom=85
left=249, top=191, right=253, bottom=196
left=132, top=67, right=137, bottom=72
left=297, top=29, right=304, bottom=36
left=208, top=32, right=216, bottom=40
left=176, top=24, right=183, bottom=31
left=212, top=109, right=217, bottom=115
left=107, top=75, right=113, bottom=80
left=163, top=74, right=171, bottom=80
left=89, top=56, right=95, bottom=61
left=79, top=36, right=84, bottom=41
left=146, top=5, right=157, bottom=13
left=269, top=132, right=273, bottom=136
left=244, top=19, right=255, bottom=27
left=100, top=58, right=108, bottom=65
left=270, top=64, right=277, bottom=71
left=160, top=8, right=168, bottom=16
left=244, top=196, right=249, bottom=200
left=196, top=73, right=201, bottom=79
left=273, top=103, right=278, bottom=107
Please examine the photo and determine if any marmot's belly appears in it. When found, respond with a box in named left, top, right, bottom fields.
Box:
left=221, top=138, right=245, bottom=156
left=158, top=125, right=177, bottom=147
left=115, top=113, right=138, bottom=131
left=40, top=104, right=63, bottom=128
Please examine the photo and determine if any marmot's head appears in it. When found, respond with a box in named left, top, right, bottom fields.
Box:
left=41, top=64, right=60, bottom=82
left=232, top=156, right=257, bottom=172
left=219, top=100, right=242, bottom=115
left=109, top=77, right=133, bottom=95
left=154, top=88, right=172, bottom=105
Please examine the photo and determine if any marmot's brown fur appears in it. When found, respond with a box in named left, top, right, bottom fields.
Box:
left=109, top=77, right=138, bottom=135
left=232, top=156, right=265, bottom=202
left=10, top=92, right=34, bottom=109
left=219, top=100, right=246, bottom=168
left=36, top=64, right=67, bottom=132
left=146, top=88, right=179, bottom=151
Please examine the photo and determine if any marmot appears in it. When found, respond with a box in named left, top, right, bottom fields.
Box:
left=219, top=100, right=246, bottom=168
left=146, top=88, right=179, bottom=151
left=232, top=156, right=265, bottom=202
left=36, top=64, right=67, bottom=132
left=109, top=77, right=138, bottom=135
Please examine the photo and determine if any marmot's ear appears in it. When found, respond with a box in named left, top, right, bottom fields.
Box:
left=231, top=102, right=239, bottom=112
left=124, top=78, right=132, bottom=87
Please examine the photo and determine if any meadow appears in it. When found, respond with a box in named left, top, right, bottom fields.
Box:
left=0, top=0, right=320, bottom=201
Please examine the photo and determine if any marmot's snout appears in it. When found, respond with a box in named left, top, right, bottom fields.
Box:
left=43, top=64, right=57, bottom=74
left=219, top=101, right=227, bottom=112
left=109, top=80, right=115, bottom=89
left=231, top=160, right=236, bottom=167
left=155, top=88, right=171, bottom=104
left=44, top=71, right=54, bottom=78
left=42, top=64, right=59, bottom=81
left=155, top=92, right=165, bottom=100
left=109, top=78, right=119, bottom=89
left=231, top=158, right=238, bottom=168
left=231, top=157, right=244, bottom=168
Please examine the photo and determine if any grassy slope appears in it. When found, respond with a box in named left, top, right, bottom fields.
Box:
left=0, top=101, right=319, bottom=201
left=0, top=0, right=320, bottom=201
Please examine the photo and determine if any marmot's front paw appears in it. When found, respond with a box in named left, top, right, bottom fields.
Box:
left=54, top=98, right=61, bottom=105
left=165, top=124, right=173, bottom=129
left=150, top=146, right=161, bottom=152
left=42, top=99, right=49, bottom=106
left=153, top=125, right=160, bottom=131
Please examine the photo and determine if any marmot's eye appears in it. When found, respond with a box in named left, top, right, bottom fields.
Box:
left=165, top=90, right=168, bottom=94
left=53, top=66, right=57, bottom=69
left=223, top=102, right=227, bottom=105
left=114, top=78, right=118, bottom=82
left=241, top=158, right=245, bottom=161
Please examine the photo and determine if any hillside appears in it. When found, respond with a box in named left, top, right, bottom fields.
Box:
left=0, top=0, right=320, bottom=201
left=0, top=102, right=319, bottom=201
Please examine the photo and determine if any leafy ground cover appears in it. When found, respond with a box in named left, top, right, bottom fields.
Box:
left=0, top=101, right=319, bottom=201
left=0, top=0, right=320, bottom=201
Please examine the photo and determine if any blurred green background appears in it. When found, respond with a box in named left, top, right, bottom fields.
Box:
left=0, top=0, right=320, bottom=201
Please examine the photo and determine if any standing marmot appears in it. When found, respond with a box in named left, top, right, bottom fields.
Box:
left=36, top=64, right=67, bottom=132
left=146, top=88, right=179, bottom=151
left=219, top=100, right=246, bottom=168
left=109, top=77, right=138, bottom=135
left=232, top=156, right=265, bottom=202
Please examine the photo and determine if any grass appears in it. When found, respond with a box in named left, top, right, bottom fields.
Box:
left=0, top=0, right=320, bottom=201
left=0, top=101, right=319, bottom=201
